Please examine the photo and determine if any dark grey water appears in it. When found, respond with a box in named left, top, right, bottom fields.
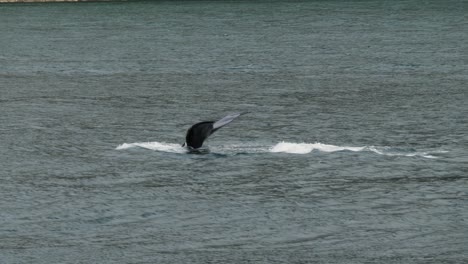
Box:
left=1, top=1, right=467, bottom=263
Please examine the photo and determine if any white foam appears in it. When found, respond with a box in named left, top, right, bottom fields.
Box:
left=211, top=143, right=271, bottom=154
left=269, top=142, right=444, bottom=159
left=116, top=141, right=446, bottom=159
left=116, top=142, right=186, bottom=153
left=366, top=146, right=442, bottom=159
left=270, top=142, right=365, bottom=154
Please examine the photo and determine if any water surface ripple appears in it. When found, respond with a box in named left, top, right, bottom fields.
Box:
left=1, top=1, right=467, bottom=263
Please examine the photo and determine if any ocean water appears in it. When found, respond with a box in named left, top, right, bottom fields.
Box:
left=1, top=1, right=467, bottom=263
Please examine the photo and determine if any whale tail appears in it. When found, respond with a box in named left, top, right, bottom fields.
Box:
left=183, top=112, right=247, bottom=149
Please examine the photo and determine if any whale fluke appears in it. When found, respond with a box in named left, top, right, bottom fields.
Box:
left=183, top=112, right=246, bottom=149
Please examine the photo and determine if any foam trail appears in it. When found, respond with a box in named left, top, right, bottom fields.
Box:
left=116, top=142, right=186, bottom=153
left=270, top=142, right=364, bottom=154
left=270, top=142, right=444, bottom=159
left=116, top=141, right=446, bottom=159
left=366, top=146, right=441, bottom=159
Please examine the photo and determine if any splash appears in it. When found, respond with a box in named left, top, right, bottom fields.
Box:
left=115, top=141, right=268, bottom=155
left=270, top=142, right=365, bottom=154
left=116, top=141, right=446, bottom=159
left=269, top=142, right=444, bottom=159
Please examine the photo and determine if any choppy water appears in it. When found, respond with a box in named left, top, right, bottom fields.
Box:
left=1, top=1, right=467, bottom=263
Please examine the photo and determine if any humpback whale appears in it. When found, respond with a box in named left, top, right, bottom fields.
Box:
left=182, top=112, right=245, bottom=149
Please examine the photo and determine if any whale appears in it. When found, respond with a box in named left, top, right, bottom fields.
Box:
left=182, top=112, right=246, bottom=150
